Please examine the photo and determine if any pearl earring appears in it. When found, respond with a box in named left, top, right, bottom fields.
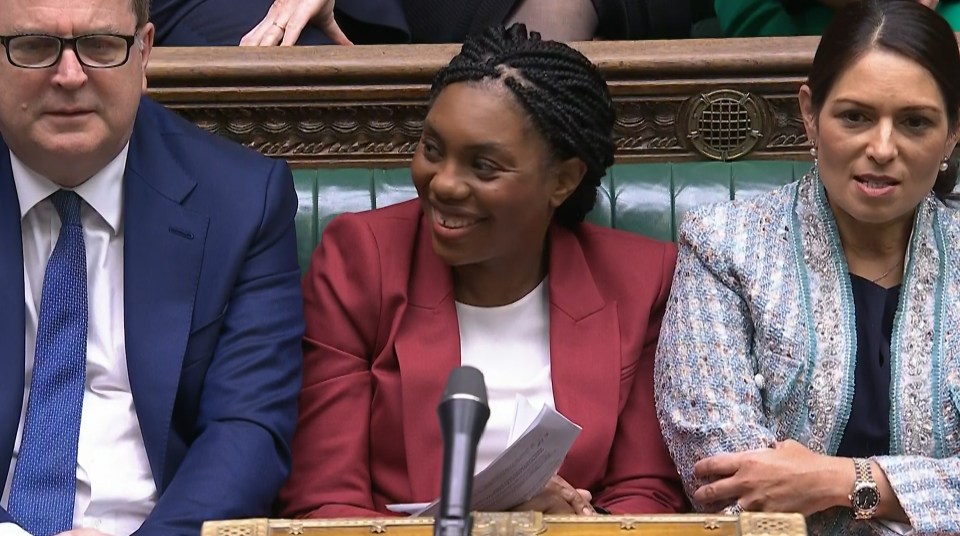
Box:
left=809, top=144, right=820, bottom=181
left=940, top=157, right=950, bottom=172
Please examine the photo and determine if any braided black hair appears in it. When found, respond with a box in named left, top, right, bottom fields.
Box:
left=429, top=23, right=616, bottom=227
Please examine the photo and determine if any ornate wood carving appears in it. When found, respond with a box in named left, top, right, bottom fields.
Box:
left=169, top=103, right=428, bottom=166
left=147, top=37, right=822, bottom=167
left=201, top=513, right=808, bottom=536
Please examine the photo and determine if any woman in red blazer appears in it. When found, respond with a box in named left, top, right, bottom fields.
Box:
left=279, top=23, right=686, bottom=518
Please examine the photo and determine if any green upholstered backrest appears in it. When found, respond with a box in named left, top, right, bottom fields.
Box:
left=293, top=160, right=812, bottom=272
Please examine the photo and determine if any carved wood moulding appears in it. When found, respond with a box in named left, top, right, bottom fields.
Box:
left=167, top=103, right=428, bottom=167
left=201, top=513, right=808, bottom=536
left=148, top=37, right=821, bottom=167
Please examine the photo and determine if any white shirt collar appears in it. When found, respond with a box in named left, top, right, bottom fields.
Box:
left=10, top=144, right=129, bottom=235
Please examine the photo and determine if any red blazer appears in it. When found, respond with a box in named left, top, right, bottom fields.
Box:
left=279, top=200, right=685, bottom=518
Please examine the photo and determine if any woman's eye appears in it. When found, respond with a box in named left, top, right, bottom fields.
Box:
left=420, top=140, right=441, bottom=158
left=903, top=116, right=933, bottom=131
left=839, top=110, right=867, bottom=124
left=472, top=159, right=500, bottom=175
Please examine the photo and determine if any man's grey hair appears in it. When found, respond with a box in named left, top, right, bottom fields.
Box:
left=133, top=0, right=150, bottom=28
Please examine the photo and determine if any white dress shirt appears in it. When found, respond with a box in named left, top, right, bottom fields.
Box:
left=1, top=148, right=158, bottom=536
left=456, top=278, right=555, bottom=472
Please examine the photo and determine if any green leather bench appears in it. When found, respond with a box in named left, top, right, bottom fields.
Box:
left=149, top=42, right=820, bottom=273
left=291, top=160, right=813, bottom=272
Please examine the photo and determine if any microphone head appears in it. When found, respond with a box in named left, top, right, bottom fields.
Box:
left=441, top=366, right=488, bottom=406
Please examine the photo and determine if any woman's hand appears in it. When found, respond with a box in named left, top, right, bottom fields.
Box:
left=692, top=440, right=852, bottom=516
left=917, top=0, right=940, bottom=9
left=240, top=0, right=353, bottom=46
left=511, top=475, right=596, bottom=515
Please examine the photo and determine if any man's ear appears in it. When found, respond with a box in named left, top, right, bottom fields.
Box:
left=138, top=22, right=155, bottom=94
left=798, top=84, right=819, bottom=146
left=549, top=157, right=588, bottom=209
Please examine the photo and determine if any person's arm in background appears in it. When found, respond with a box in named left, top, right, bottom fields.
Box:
left=590, top=0, right=692, bottom=39
left=714, top=0, right=800, bottom=36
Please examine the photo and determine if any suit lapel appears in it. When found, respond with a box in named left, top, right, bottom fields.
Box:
left=547, top=226, right=620, bottom=484
left=0, top=147, right=25, bottom=487
left=394, top=215, right=460, bottom=501
left=123, top=102, right=209, bottom=489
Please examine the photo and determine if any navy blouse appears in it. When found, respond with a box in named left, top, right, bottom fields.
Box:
left=836, top=274, right=901, bottom=458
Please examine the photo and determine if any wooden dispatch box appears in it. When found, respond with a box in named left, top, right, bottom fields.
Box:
left=202, top=512, right=807, bottom=536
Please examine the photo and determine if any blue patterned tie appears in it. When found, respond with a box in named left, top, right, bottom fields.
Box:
left=8, top=190, right=87, bottom=536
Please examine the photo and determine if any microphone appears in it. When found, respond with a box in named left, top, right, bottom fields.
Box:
left=434, top=366, right=490, bottom=536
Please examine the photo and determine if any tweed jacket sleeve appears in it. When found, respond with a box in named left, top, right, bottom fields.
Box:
left=870, top=455, right=960, bottom=534
left=654, top=205, right=777, bottom=511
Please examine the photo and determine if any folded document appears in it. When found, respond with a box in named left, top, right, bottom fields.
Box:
left=387, top=398, right=581, bottom=516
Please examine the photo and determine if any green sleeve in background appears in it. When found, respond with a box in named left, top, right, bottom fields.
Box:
left=715, top=0, right=960, bottom=38
left=714, top=0, right=801, bottom=36
left=939, top=1, right=960, bottom=30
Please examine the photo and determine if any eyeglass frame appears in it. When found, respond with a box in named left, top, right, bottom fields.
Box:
left=0, top=32, right=141, bottom=69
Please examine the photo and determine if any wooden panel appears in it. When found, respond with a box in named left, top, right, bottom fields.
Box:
left=146, top=37, right=820, bottom=167
left=202, top=513, right=807, bottom=536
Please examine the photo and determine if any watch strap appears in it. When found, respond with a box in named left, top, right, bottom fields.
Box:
left=851, top=458, right=879, bottom=520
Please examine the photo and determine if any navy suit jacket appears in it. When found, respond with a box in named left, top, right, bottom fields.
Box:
left=0, top=97, right=304, bottom=535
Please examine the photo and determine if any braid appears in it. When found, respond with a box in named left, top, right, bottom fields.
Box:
left=430, top=23, right=616, bottom=227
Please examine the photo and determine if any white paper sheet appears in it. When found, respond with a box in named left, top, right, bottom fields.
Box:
left=388, top=398, right=581, bottom=516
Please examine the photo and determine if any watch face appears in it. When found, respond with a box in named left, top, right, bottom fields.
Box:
left=854, top=486, right=881, bottom=510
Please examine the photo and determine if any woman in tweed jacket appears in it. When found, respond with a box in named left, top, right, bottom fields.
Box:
left=655, top=1, right=960, bottom=534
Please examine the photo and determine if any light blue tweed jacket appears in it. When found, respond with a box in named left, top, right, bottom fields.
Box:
left=655, top=175, right=960, bottom=535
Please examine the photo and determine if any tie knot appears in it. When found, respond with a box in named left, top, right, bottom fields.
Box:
left=51, top=190, right=82, bottom=227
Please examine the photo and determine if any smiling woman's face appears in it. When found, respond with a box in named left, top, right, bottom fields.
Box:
left=411, top=81, right=576, bottom=270
left=800, top=48, right=958, bottom=227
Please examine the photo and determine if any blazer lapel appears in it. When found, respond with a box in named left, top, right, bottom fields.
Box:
left=392, top=221, right=621, bottom=496
left=393, top=215, right=460, bottom=501
left=0, top=148, right=25, bottom=486
left=123, top=103, right=209, bottom=489
left=547, top=225, right=621, bottom=485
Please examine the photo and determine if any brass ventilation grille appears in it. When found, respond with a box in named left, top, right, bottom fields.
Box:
left=681, top=90, right=769, bottom=161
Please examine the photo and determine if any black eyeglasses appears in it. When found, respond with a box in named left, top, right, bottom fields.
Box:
left=0, top=33, right=138, bottom=69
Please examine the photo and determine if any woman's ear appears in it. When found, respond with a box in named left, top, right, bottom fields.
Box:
left=549, top=157, right=588, bottom=208
left=798, top=84, right=819, bottom=146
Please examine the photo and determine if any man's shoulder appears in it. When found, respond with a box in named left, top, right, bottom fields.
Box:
left=134, top=97, right=281, bottom=179
left=128, top=99, right=296, bottom=239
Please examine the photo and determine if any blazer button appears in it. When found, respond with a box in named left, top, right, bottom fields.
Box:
left=754, top=373, right=765, bottom=390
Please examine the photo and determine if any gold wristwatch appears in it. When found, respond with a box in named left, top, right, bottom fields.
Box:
left=849, top=458, right=880, bottom=520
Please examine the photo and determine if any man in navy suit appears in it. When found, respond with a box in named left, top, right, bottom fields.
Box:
left=0, top=0, right=304, bottom=534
